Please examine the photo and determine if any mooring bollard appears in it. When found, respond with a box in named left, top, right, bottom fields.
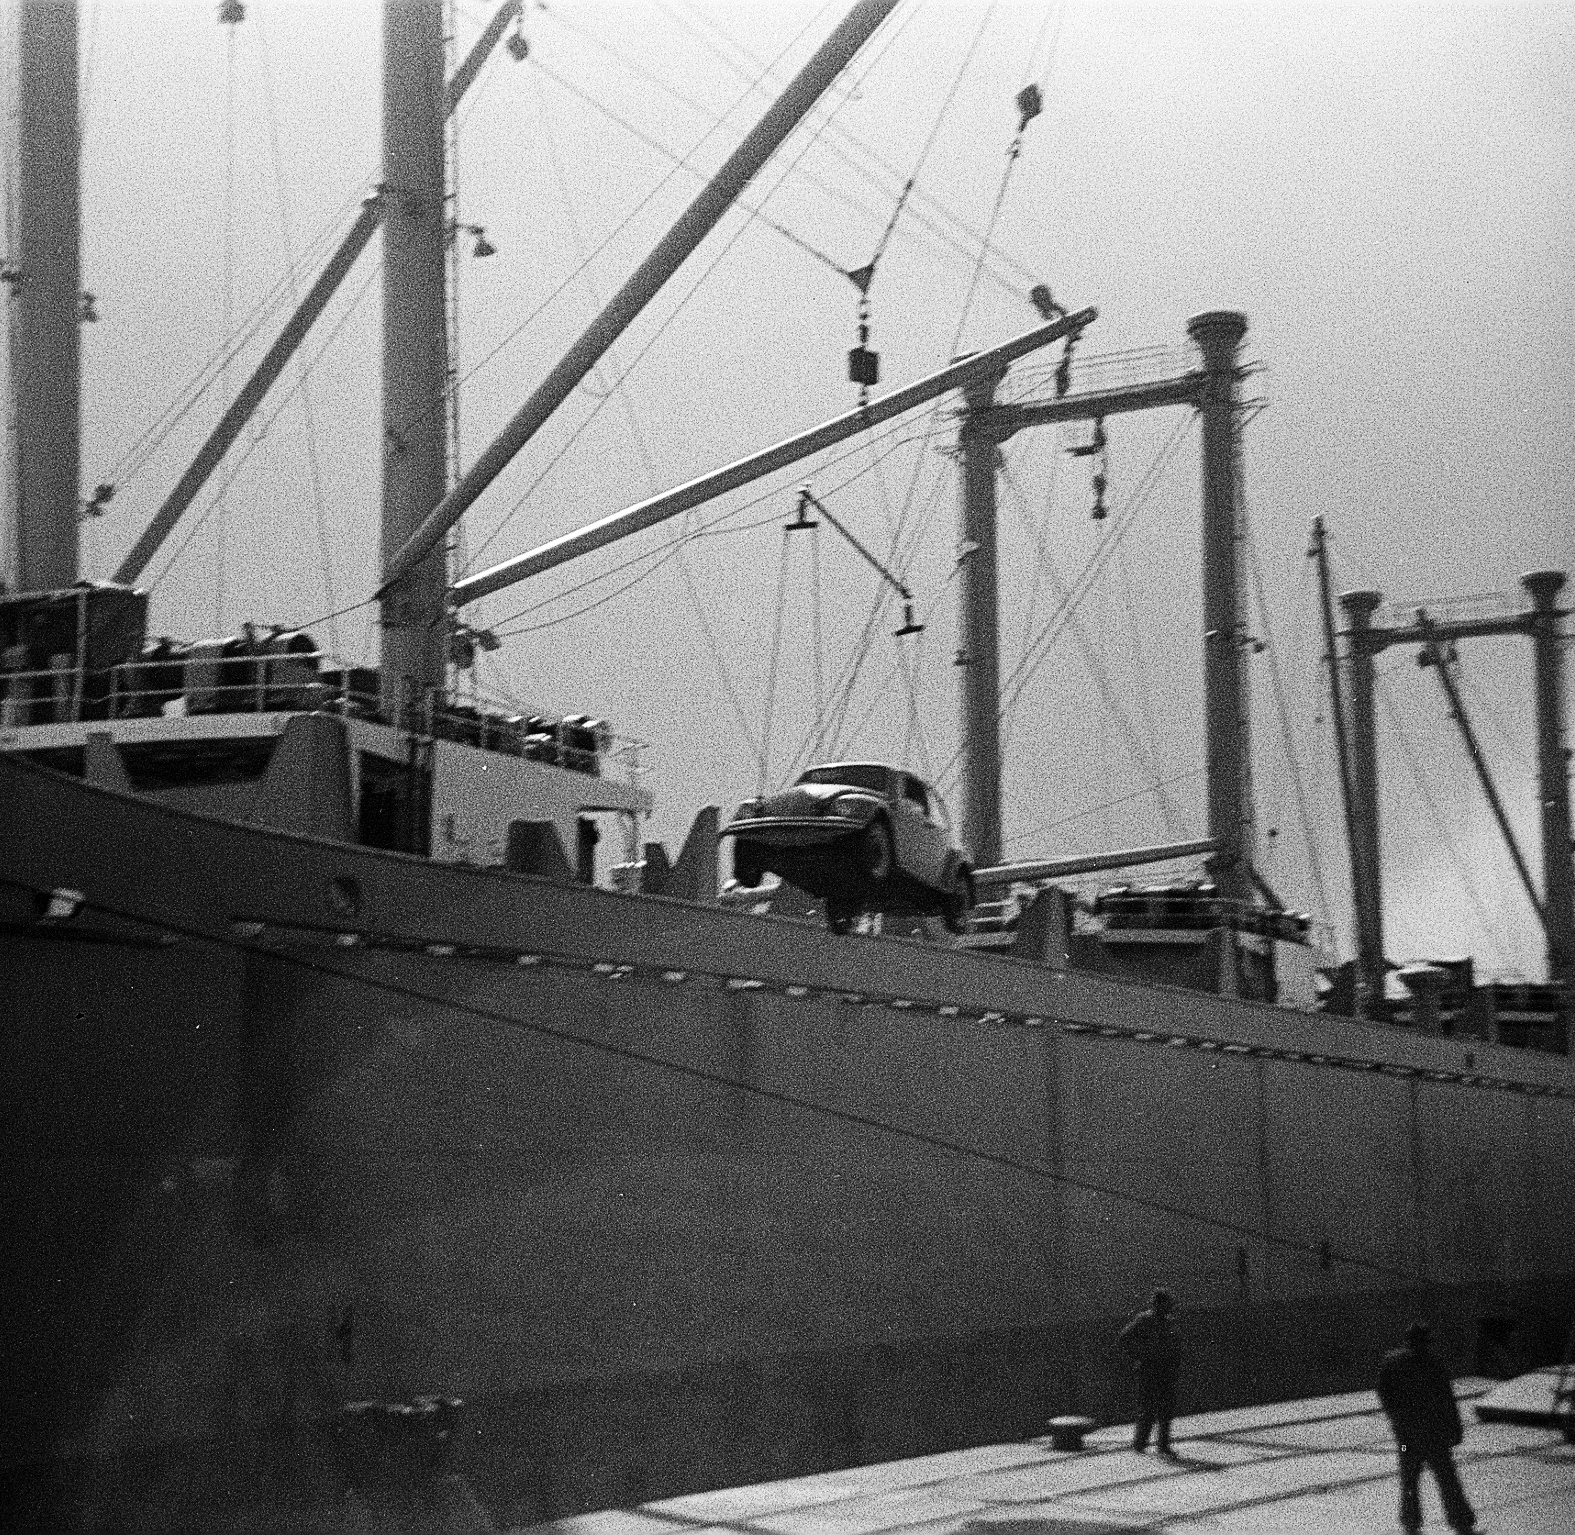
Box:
left=1046, top=1414, right=1096, bottom=1451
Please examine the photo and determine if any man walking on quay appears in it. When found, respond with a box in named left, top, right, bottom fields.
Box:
left=1377, top=1322, right=1477, bottom=1533
left=1120, top=1288, right=1181, bottom=1455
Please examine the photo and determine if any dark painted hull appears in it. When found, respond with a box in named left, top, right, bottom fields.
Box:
left=3, top=753, right=1572, bottom=1530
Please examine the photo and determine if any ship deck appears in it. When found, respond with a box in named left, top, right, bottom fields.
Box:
left=514, top=1379, right=1575, bottom=1533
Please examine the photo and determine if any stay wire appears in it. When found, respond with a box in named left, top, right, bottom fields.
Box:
left=659, top=0, right=1040, bottom=300
left=253, top=13, right=342, bottom=658
left=997, top=460, right=1180, bottom=834
left=1244, top=517, right=1333, bottom=923
left=484, top=415, right=948, bottom=637
left=525, top=64, right=765, bottom=775
left=464, top=42, right=860, bottom=575
left=1376, top=670, right=1511, bottom=970
left=997, top=413, right=1195, bottom=719
left=147, top=258, right=384, bottom=593
left=931, top=412, right=1193, bottom=794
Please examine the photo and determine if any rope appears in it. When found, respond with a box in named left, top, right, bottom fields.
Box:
left=254, top=11, right=342, bottom=657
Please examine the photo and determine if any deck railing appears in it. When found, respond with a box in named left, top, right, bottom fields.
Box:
left=0, top=649, right=644, bottom=784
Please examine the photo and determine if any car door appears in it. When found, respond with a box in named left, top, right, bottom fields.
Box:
left=895, top=773, right=946, bottom=888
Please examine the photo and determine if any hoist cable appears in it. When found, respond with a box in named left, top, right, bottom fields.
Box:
left=760, top=531, right=795, bottom=796
left=995, top=460, right=1180, bottom=834
left=464, top=34, right=864, bottom=576
left=997, top=413, right=1194, bottom=718
left=931, top=413, right=1192, bottom=798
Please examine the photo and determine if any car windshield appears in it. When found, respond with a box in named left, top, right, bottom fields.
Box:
left=796, top=764, right=888, bottom=793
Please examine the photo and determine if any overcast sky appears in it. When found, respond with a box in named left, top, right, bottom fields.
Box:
left=13, top=0, right=1573, bottom=978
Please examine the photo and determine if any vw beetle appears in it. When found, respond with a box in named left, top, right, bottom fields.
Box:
left=724, top=762, right=975, bottom=934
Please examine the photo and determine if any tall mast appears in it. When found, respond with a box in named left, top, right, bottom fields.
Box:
left=1188, top=311, right=1253, bottom=914
left=379, top=0, right=449, bottom=727
left=4, top=0, right=81, bottom=593
left=956, top=369, right=1006, bottom=866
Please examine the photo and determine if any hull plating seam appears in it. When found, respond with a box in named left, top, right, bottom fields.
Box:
left=220, top=915, right=1571, bottom=1101
left=10, top=886, right=1535, bottom=1292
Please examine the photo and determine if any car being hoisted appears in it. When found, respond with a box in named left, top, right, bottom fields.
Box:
left=723, top=762, right=975, bottom=935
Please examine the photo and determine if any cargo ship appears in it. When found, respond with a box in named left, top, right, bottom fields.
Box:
left=2, top=2, right=1571, bottom=1530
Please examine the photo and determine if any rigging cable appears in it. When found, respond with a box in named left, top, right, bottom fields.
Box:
left=997, top=459, right=1180, bottom=835
left=927, top=410, right=1194, bottom=795
left=994, top=412, right=1195, bottom=728
left=759, top=528, right=795, bottom=796
left=146, top=258, right=384, bottom=593
left=524, top=61, right=767, bottom=776
left=461, top=25, right=865, bottom=574
left=1376, top=668, right=1512, bottom=971
left=1244, top=518, right=1333, bottom=925
left=254, top=10, right=342, bottom=657
left=654, top=0, right=1044, bottom=304
left=215, top=1, right=243, bottom=634
left=1005, top=768, right=1206, bottom=853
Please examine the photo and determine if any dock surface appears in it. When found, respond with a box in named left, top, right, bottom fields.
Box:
left=513, top=1379, right=1575, bottom=1533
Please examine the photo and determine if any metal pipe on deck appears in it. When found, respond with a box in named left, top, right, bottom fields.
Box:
left=386, top=0, right=902, bottom=593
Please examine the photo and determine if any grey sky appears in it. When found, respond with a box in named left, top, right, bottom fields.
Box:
left=26, top=0, right=1574, bottom=978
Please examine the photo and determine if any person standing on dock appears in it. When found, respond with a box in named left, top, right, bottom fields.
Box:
left=1376, top=1322, right=1477, bottom=1533
left=1120, top=1288, right=1182, bottom=1455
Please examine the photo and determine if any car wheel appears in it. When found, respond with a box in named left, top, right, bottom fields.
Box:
left=826, top=897, right=857, bottom=935
left=942, top=867, right=974, bottom=934
left=734, top=840, right=765, bottom=888
left=860, top=816, right=893, bottom=885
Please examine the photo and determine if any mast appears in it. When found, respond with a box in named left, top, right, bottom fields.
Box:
left=1339, top=589, right=1387, bottom=1018
left=4, top=0, right=81, bottom=593
left=379, top=0, right=449, bottom=728
left=1523, top=570, right=1573, bottom=985
left=1187, top=310, right=1254, bottom=915
left=1310, top=516, right=1361, bottom=966
left=956, top=368, right=1006, bottom=866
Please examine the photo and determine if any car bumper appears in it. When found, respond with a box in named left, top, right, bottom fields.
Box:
left=724, top=816, right=865, bottom=849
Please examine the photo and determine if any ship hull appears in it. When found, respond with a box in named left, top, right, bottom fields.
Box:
left=3, top=754, right=1572, bottom=1530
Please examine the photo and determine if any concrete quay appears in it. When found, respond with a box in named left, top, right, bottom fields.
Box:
left=512, top=1380, right=1575, bottom=1534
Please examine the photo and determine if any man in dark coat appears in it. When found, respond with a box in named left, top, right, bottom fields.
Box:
left=1376, top=1322, right=1477, bottom=1532
left=1120, top=1288, right=1181, bottom=1454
